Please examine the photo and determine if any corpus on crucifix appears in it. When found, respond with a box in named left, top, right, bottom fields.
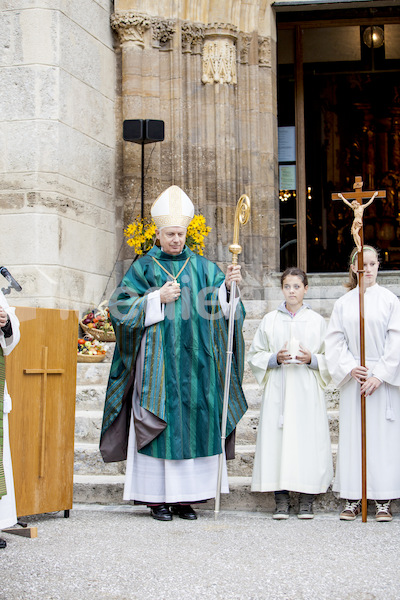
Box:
left=331, top=176, right=385, bottom=252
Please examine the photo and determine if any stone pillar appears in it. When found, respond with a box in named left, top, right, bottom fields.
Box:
left=111, top=11, right=177, bottom=270
left=112, top=9, right=279, bottom=294
left=0, top=3, right=116, bottom=311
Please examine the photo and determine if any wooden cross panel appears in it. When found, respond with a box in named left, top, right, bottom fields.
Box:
left=6, top=307, right=78, bottom=517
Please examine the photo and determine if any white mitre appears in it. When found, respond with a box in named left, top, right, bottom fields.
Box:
left=151, top=185, right=194, bottom=229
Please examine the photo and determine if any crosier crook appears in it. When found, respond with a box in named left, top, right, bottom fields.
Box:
left=215, top=194, right=251, bottom=519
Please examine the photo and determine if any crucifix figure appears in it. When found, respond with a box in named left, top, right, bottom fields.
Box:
left=332, top=176, right=385, bottom=252
left=331, top=176, right=386, bottom=523
left=339, top=193, right=377, bottom=252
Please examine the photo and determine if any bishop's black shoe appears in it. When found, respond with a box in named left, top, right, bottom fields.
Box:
left=170, top=504, right=197, bottom=520
left=150, top=504, right=173, bottom=521
left=0, top=538, right=7, bottom=549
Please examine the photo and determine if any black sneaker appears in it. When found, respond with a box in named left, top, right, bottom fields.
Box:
left=273, top=502, right=290, bottom=520
left=298, top=501, right=314, bottom=519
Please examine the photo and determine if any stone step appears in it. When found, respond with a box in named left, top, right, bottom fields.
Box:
left=76, top=362, right=111, bottom=386
left=76, top=328, right=341, bottom=416
left=75, top=410, right=102, bottom=443
left=74, top=442, right=126, bottom=476
left=227, top=443, right=338, bottom=477
left=241, top=382, right=262, bottom=408
left=75, top=470, right=400, bottom=515
left=235, top=409, right=340, bottom=445
left=74, top=474, right=126, bottom=504
left=75, top=381, right=262, bottom=413
left=75, top=377, right=339, bottom=414
left=74, top=440, right=338, bottom=480
left=76, top=385, right=107, bottom=411
left=243, top=381, right=339, bottom=412
left=73, top=443, right=257, bottom=478
left=74, top=407, right=340, bottom=446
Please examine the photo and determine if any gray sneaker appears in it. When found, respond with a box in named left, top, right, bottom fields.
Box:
left=273, top=501, right=290, bottom=520
left=298, top=501, right=314, bottom=519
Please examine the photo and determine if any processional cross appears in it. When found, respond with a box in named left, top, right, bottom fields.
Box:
left=332, top=176, right=386, bottom=523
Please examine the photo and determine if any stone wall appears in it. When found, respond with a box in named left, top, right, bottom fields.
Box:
left=113, top=1, right=279, bottom=294
left=0, top=1, right=117, bottom=312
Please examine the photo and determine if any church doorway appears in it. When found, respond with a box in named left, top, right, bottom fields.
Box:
left=276, top=4, right=400, bottom=272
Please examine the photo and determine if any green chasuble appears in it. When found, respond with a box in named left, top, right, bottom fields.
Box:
left=100, top=246, right=247, bottom=462
left=0, top=348, right=6, bottom=498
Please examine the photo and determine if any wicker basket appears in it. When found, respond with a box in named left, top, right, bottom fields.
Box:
left=77, top=353, right=107, bottom=363
left=80, top=320, right=116, bottom=342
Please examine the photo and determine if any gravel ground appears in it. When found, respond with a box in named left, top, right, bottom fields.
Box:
left=1, top=505, right=400, bottom=600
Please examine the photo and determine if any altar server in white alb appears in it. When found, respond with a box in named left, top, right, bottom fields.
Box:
left=248, top=268, right=333, bottom=520
left=0, top=290, right=20, bottom=548
left=325, top=246, right=400, bottom=522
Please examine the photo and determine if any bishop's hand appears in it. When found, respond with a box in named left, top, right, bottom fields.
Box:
left=225, top=264, right=242, bottom=290
left=160, top=281, right=181, bottom=304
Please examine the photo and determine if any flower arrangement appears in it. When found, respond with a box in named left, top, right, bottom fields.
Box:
left=124, top=214, right=211, bottom=256
left=124, top=218, right=157, bottom=256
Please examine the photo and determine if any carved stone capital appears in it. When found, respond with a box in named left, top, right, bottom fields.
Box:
left=258, top=36, right=271, bottom=67
left=202, top=23, right=238, bottom=85
left=181, top=22, right=205, bottom=54
left=111, top=11, right=151, bottom=47
left=152, top=18, right=176, bottom=49
left=205, top=23, right=238, bottom=39
left=239, top=33, right=252, bottom=64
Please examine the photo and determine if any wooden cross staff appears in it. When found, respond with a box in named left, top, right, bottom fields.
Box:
left=332, top=176, right=386, bottom=523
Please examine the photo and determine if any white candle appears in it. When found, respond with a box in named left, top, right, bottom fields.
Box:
left=288, top=337, right=300, bottom=359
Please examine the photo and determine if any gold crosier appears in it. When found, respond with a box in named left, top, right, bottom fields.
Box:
left=215, top=194, right=251, bottom=519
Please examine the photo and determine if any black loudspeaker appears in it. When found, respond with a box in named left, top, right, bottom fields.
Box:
left=123, top=119, right=164, bottom=144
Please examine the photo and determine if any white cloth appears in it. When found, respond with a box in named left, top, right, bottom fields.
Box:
left=0, top=414, right=16, bottom=529
left=0, top=290, right=20, bottom=528
left=325, top=283, right=400, bottom=500
left=248, top=306, right=333, bottom=494
left=123, top=284, right=233, bottom=503
left=124, top=411, right=229, bottom=503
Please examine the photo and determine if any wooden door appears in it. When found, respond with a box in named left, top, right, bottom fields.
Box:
left=6, top=307, right=78, bottom=517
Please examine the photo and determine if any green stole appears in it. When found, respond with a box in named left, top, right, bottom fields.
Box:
left=0, top=347, right=6, bottom=498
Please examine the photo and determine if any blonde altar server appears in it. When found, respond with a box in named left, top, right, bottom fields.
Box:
left=0, top=290, right=20, bottom=548
left=248, top=268, right=333, bottom=519
left=325, top=246, right=400, bottom=522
